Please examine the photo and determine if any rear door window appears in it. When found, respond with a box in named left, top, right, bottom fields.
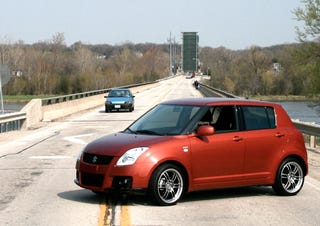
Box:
left=199, top=105, right=239, bottom=133
left=241, top=106, right=276, bottom=130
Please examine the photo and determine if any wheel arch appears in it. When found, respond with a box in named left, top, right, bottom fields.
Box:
left=149, top=160, right=190, bottom=192
left=277, top=154, right=308, bottom=176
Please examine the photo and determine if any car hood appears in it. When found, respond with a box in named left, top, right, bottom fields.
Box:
left=84, top=132, right=170, bottom=156
left=106, top=97, right=132, bottom=103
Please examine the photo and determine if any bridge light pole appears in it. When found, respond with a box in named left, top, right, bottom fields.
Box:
left=0, top=70, right=4, bottom=114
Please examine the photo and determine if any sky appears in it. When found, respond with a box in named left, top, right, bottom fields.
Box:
left=0, top=0, right=305, bottom=50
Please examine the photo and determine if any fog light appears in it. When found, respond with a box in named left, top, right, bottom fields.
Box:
left=112, top=176, right=133, bottom=190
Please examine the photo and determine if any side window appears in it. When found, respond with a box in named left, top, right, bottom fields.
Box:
left=199, top=106, right=238, bottom=132
left=242, top=106, right=276, bottom=130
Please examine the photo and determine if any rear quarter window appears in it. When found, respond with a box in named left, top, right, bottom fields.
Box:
left=242, top=106, right=276, bottom=130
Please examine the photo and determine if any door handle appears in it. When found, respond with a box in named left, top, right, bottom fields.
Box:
left=275, top=132, right=285, bottom=138
left=233, top=136, right=243, bottom=142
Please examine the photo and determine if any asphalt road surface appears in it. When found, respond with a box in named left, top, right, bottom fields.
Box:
left=1, top=75, right=320, bottom=226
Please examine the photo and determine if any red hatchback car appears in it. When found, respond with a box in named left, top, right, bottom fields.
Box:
left=75, top=98, right=308, bottom=205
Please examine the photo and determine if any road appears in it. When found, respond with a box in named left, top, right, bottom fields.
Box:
left=1, top=75, right=320, bottom=226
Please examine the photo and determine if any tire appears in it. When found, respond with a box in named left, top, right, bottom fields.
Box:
left=149, top=163, right=185, bottom=206
left=273, top=158, right=305, bottom=196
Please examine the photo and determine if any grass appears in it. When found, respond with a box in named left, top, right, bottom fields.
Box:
left=2, top=95, right=56, bottom=102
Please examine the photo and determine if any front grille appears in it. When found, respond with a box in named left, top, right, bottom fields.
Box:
left=81, top=172, right=104, bottom=187
left=83, top=153, right=113, bottom=165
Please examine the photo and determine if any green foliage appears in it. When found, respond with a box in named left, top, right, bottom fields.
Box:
left=293, top=0, right=320, bottom=94
left=294, top=0, right=320, bottom=41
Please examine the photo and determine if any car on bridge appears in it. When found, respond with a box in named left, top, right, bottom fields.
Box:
left=104, top=88, right=135, bottom=112
left=75, top=98, right=308, bottom=206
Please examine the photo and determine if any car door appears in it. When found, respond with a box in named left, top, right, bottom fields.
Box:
left=189, top=105, right=246, bottom=190
left=240, top=106, right=286, bottom=183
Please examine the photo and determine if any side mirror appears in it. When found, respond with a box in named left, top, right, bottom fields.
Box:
left=196, top=125, right=215, bottom=136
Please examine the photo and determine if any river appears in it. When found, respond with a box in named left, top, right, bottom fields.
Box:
left=276, top=101, right=320, bottom=126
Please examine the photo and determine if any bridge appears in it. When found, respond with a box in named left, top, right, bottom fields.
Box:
left=1, top=75, right=320, bottom=225
left=1, top=75, right=319, bottom=152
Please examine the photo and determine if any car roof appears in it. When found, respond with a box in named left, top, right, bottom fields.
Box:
left=109, top=88, right=130, bottom=91
left=160, top=97, right=280, bottom=107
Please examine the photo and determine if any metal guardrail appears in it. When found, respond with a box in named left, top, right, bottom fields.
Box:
left=41, top=81, right=157, bottom=106
left=198, top=83, right=239, bottom=98
left=41, top=89, right=109, bottom=106
left=293, top=121, right=320, bottom=152
left=0, top=112, right=26, bottom=133
left=198, top=82, right=320, bottom=152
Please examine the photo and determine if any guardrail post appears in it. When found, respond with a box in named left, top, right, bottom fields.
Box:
left=310, top=135, right=315, bottom=149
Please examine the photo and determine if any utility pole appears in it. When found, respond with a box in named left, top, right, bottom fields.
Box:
left=0, top=69, right=4, bottom=114
left=168, top=32, right=173, bottom=75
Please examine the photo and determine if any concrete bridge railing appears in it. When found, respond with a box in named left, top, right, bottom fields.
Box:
left=0, top=82, right=158, bottom=132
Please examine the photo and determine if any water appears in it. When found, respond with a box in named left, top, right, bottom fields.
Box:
left=276, top=101, right=320, bottom=126
left=3, top=102, right=27, bottom=112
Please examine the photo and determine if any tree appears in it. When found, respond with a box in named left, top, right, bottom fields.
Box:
left=294, top=0, right=320, bottom=94
left=294, top=0, right=320, bottom=41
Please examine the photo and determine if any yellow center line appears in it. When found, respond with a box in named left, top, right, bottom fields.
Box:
left=98, top=197, right=132, bottom=226
left=98, top=197, right=111, bottom=226
left=120, top=205, right=131, bottom=226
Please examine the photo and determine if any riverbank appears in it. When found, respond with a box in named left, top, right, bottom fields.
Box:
left=251, top=95, right=320, bottom=102
left=3, top=95, right=54, bottom=103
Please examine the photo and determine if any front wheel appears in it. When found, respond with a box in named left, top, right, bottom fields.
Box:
left=273, top=158, right=305, bottom=196
left=149, top=164, right=185, bottom=206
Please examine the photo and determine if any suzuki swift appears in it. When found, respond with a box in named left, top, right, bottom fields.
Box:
left=75, top=98, right=308, bottom=206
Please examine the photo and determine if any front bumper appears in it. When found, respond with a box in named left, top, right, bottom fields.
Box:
left=75, top=156, right=153, bottom=192
left=105, top=103, right=133, bottom=111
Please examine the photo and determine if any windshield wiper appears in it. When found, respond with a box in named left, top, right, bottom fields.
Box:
left=125, top=128, right=137, bottom=134
left=135, top=130, right=162, bottom=136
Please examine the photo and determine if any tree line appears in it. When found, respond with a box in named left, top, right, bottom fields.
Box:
left=200, top=43, right=319, bottom=97
left=0, top=33, right=170, bottom=95
left=1, top=36, right=319, bottom=97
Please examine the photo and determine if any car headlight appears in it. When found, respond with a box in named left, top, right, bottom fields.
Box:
left=116, top=147, right=149, bottom=166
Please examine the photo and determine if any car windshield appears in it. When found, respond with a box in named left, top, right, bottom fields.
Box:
left=125, top=104, right=205, bottom=135
left=108, top=90, right=131, bottom=97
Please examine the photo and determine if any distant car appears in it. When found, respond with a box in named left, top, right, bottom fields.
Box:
left=75, top=98, right=308, bottom=206
left=104, top=88, right=135, bottom=112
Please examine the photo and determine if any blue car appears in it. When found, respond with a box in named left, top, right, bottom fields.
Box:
left=105, top=88, right=135, bottom=112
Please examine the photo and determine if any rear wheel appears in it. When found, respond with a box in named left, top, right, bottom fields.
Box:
left=273, top=158, right=305, bottom=196
left=149, top=164, right=185, bottom=206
